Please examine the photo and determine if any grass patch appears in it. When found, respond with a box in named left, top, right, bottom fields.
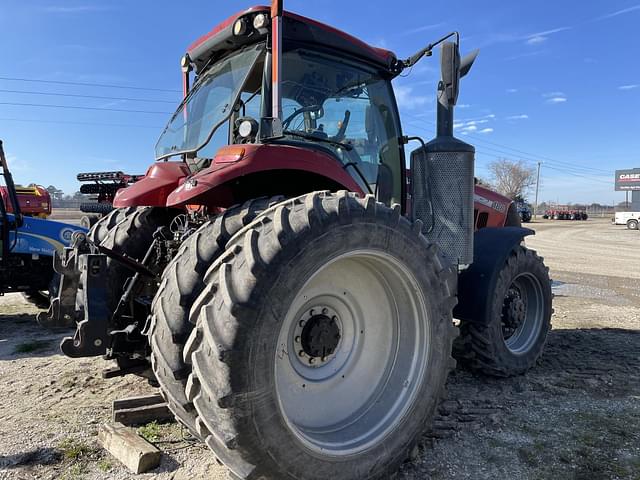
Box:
left=13, top=340, right=51, bottom=354
left=138, top=421, right=162, bottom=443
left=97, top=459, right=113, bottom=472
left=60, top=463, right=87, bottom=480
left=58, top=437, right=95, bottom=461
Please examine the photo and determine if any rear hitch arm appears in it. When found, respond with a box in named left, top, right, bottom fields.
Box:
left=60, top=253, right=110, bottom=358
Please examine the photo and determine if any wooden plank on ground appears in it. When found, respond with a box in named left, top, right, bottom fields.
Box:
left=113, top=403, right=174, bottom=426
left=112, top=393, right=164, bottom=411
left=98, top=422, right=161, bottom=474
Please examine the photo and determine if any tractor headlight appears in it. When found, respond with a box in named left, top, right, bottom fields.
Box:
left=233, top=18, right=248, bottom=36
left=238, top=118, right=259, bottom=140
left=253, top=13, right=269, bottom=30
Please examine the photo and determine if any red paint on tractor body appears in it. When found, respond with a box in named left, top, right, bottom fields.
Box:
left=166, top=144, right=364, bottom=208
left=113, top=162, right=190, bottom=208
left=187, top=6, right=396, bottom=70
left=473, top=185, right=511, bottom=228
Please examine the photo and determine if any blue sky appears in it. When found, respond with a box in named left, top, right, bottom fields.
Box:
left=1, top=1, right=638, bottom=204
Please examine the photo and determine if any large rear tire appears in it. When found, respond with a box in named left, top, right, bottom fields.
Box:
left=87, top=207, right=138, bottom=245
left=149, top=197, right=282, bottom=439
left=455, top=246, right=552, bottom=377
left=92, top=207, right=171, bottom=313
left=183, top=192, right=458, bottom=480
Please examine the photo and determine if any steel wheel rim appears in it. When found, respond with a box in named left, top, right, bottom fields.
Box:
left=275, top=249, right=430, bottom=456
left=501, top=272, right=544, bottom=354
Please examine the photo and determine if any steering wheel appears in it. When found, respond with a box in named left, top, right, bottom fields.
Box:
left=282, top=105, right=323, bottom=130
left=331, top=110, right=351, bottom=142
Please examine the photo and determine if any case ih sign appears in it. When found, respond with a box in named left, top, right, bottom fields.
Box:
left=615, top=169, right=640, bottom=191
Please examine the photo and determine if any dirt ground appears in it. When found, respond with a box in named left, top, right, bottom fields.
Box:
left=1, top=216, right=638, bottom=480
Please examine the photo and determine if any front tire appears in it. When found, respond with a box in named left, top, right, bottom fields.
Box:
left=183, top=192, right=458, bottom=480
left=455, top=246, right=552, bottom=377
left=149, top=197, right=282, bottom=439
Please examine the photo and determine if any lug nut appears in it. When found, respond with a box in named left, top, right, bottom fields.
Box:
left=299, top=319, right=306, bottom=327
left=322, top=308, right=328, bottom=315
left=295, top=336, right=301, bottom=343
left=309, top=358, right=315, bottom=365
left=298, top=350, right=305, bottom=357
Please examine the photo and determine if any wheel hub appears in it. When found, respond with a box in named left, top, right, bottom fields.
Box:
left=301, top=314, right=340, bottom=358
left=294, top=306, right=341, bottom=367
left=502, top=289, right=526, bottom=339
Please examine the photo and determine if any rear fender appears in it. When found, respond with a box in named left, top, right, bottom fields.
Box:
left=166, top=144, right=364, bottom=208
left=454, top=227, right=534, bottom=322
left=113, top=162, right=190, bottom=208
left=473, top=185, right=512, bottom=229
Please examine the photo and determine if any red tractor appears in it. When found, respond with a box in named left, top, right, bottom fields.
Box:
left=42, top=3, right=552, bottom=479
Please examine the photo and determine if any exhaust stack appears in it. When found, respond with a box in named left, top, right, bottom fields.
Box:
left=411, top=43, right=478, bottom=266
left=271, top=0, right=283, bottom=120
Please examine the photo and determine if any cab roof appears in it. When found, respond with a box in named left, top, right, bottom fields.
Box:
left=187, top=6, right=399, bottom=75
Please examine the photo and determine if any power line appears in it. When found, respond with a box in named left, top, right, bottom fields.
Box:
left=0, top=117, right=162, bottom=129
left=474, top=150, right=611, bottom=184
left=0, top=76, right=181, bottom=94
left=401, top=114, right=612, bottom=174
left=0, top=101, right=172, bottom=115
left=543, top=165, right=613, bottom=184
left=0, top=88, right=177, bottom=104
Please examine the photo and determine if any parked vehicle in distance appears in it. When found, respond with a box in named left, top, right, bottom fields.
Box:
left=0, top=184, right=51, bottom=218
left=613, top=211, right=640, bottom=230
left=516, top=201, right=532, bottom=223
left=543, top=208, right=588, bottom=221
left=76, top=171, right=142, bottom=228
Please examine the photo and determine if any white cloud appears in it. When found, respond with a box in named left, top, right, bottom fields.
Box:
left=458, top=104, right=471, bottom=109
left=506, top=114, right=529, bottom=120
left=524, top=26, right=571, bottom=45
left=479, top=128, right=494, bottom=134
left=528, top=27, right=572, bottom=37
left=507, top=88, right=518, bottom=93
left=401, top=23, right=444, bottom=36
left=394, top=85, right=429, bottom=110
left=618, top=84, right=639, bottom=91
left=526, top=36, right=547, bottom=45
left=546, top=97, right=567, bottom=104
left=465, top=119, right=489, bottom=126
left=543, top=91, right=566, bottom=97
left=596, top=4, right=640, bottom=21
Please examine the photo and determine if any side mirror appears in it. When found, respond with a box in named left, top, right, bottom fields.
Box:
left=440, top=41, right=461, bottom=106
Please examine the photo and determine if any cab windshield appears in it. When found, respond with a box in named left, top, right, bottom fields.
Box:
left=155, top=45, right=263, bottom=161
left=280, top=49, right=403, bottom=203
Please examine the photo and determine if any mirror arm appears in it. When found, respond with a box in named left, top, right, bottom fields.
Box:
left=399, top=31, right=459, bottom=70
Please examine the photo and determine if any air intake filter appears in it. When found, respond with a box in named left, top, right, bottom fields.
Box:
left=411, top=137, right=474, bottom=266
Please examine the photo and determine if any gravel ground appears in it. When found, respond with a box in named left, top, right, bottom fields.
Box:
left=1, top=217, right=638, bottom=480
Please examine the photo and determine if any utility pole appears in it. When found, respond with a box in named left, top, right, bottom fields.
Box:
left=534, top=162, right=541, bottom=220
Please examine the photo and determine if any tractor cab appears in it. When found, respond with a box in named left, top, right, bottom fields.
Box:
left=152, top=7, right=405, bottom=207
